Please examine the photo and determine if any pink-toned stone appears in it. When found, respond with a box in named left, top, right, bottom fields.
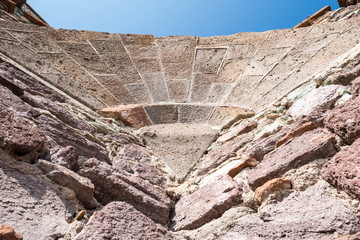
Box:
left=217, top=121, right=257, bottom=143
left=198, top=133, right=252, bottom=175
left=248, top=128, right=336, bottom=190
left=171, top=174, right=242, bottom=231
left=351, top=76, right=360, bottom=98
left=276, top=121, right=318, bottom=148
left=99, top=104, right=151, bottom=129
left=333, top=234, right=360, bottom=240
left=254, top=178, right=292, bottom=205
left=321, top=138, right=360, bottom=200
left=75, top=202, right=175, bottom=240
left=324, top=96, right=360, bottom=144
left=79, top=158, right=172, bottom=225
left=228, top=157, right=259, bottom=178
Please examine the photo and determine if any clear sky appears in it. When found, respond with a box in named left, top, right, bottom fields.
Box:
left=29, top=0, right=340, bottom=37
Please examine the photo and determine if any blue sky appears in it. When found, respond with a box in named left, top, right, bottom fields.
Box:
left=30, top=0, right=340, bottom=37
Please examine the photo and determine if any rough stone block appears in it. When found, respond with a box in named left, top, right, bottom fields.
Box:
left=139, top=124, right=218, bottom=182
left=38, top=160, right=98, bottom=209
left=324, top=96, right=360, bottom=144
left=190, top=73, right=216, bottom=102
left=8, top=31, right=62, bottom=53
left=0, top=159, right=75, bottom=240
left=74, top=202, right=175, bottom=240
left=88, top=39, right=124, bottom=53
left=167, top=79, right=189, bottom=102
left=352, top=76, right=360, bottom=98
left=276, top=121, right=318, bottom=148
left=132, top=57, right=162, bottom=74
left=156, top=36, right=196, bottom=80
left=93, top=74, right=137, bottom=104
left=120, top=34, right=155, bottom=45
left=193, top=48, right=227, bottom=74
left=197, top=35, right=233, bottom=47
left=225, top=75, right=263, bottom=106
left=142, top=73, right=169, bottom=102
left=198, top=133, right=252, bottom=175
left=126, top=83, right=152, bottom=103
left=125, top=45, right=158, bottom=58
left=171, top=174, right=242, bottom=231
left=80, top=30, right=118, bottom=40
left=178, top=104, right=214, bottom=124
left=207, top=83, right=232, bottom=103
left=254, top=177, right=292, bottom=205
left=261, top=28, right=307, bottom=48
left=217, top=58, right=250, bottom=83
left=99, top=104, right=151, bottom=129
left=217, top=121, right=257, bottom=143
left=248, top=128, right=336, bottom=190
left=228, top=157, right=259, bottom=178
left=144, top=104, right=178, bottom=124
left=0, top=225, right=22, bottom=240
left=207, top=106, right=255, bottom=129
left=321, top=138, right=360, bottom=200
left=243, top=47, right=291, bottom=76
left=56, top=42, right=112, bottom=74
left=46, top=28, right=87, bottom=42
left=217, top=183, right=360, bottom=240
left=287, top=85, right=347, bottom=120
left=79, top=158, right=172, bottom=225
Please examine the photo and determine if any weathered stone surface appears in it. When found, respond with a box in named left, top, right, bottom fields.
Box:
left=198, top=133, right=252, bottom=175
left=190, top=73, right=216, bottom=102
left=331, top=62, right=360, bottom=86
left=0, top=61, right=66, bottom=103
left=254, top=178, right=292, bottom=205
left=21, top=92, right=94, bottom=133
left=248, top=128, right=336, bottom=190
left=144, top=104, right=178, bottom=124
left=79, top=158, right=172, bottom=225
left=47, top=146, right=79, bottom=171
left=178, top=104, right=214, bottom=124
left=74, top=201, right=175, bottom=240
left=0, top=225, right=22, bottom=240
left=113, top=143, right=167, bottom=187
left=352, top=76, right=360, bottom=98
left=38, top=160, right=98, bottom=209
left=193, top=48, right=227, bottom=74
left=171, top=174, right=242, bottom=231
left=142, top=73, right=169, bottom=102
left=321, top=138, right=360, bottom=200
left=228, top=157, right=259, bottom=178
left=217, top=121, right=257, bottom=143
left=139, top=124, right=218, bottom=181
left=126, top=83, right=152, bottom=103
left=34, top=115, right=110, bottom=163
left=324, top=96, right=360, bottom=144
left=207, top=106, right=255, bottom=129
left=167, top=79, right=189, bottom=102
left=0, top=158, right=74, bottom=240
left=276, top=121, right=318, bottom=148
left=287, top=85, right=347, bottom=119
left=334, top=234, right=360, bottom=240
left=217, top=183, right=360, bottom=240
left=0, top=104, right=45, bottom=156
left=155, top=36, right=196, bottom=80
left=99, top=104, right=151, bottom=129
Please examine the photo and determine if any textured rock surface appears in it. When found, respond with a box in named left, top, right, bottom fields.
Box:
left=324, top=96, right=360, bottom=144
left=287, top=85, right=346, bottom=119
left=79, top=158, right=172, bottom=225
left=254, top=178, right=292, bottom=205
left=217, top=183, right=360, bottom=240
left=171, top=174, right=242, bottom=231
left=99, top=104, right=151, bottom=129
left=217, top=121, right=257, bottom=143
left=139, top=124, right=218, bottom=181
left=276, top=121, right=318, bottom=148
left=228, top=157, right=259, bottom=178
left=248, top=128, right=336, bottom=189
left=322, top=138, right=360, bottom=200
left=0, top=156, right=74, bottom=240
left=38, top=160, right=98, bottom=209
left=352, top=76, right=360, bottom=98
left=75, top=202, right=175, bottom=240
left=0, top=225, right=23, bottom=240
left=198, top=133, right=252, bottom=175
